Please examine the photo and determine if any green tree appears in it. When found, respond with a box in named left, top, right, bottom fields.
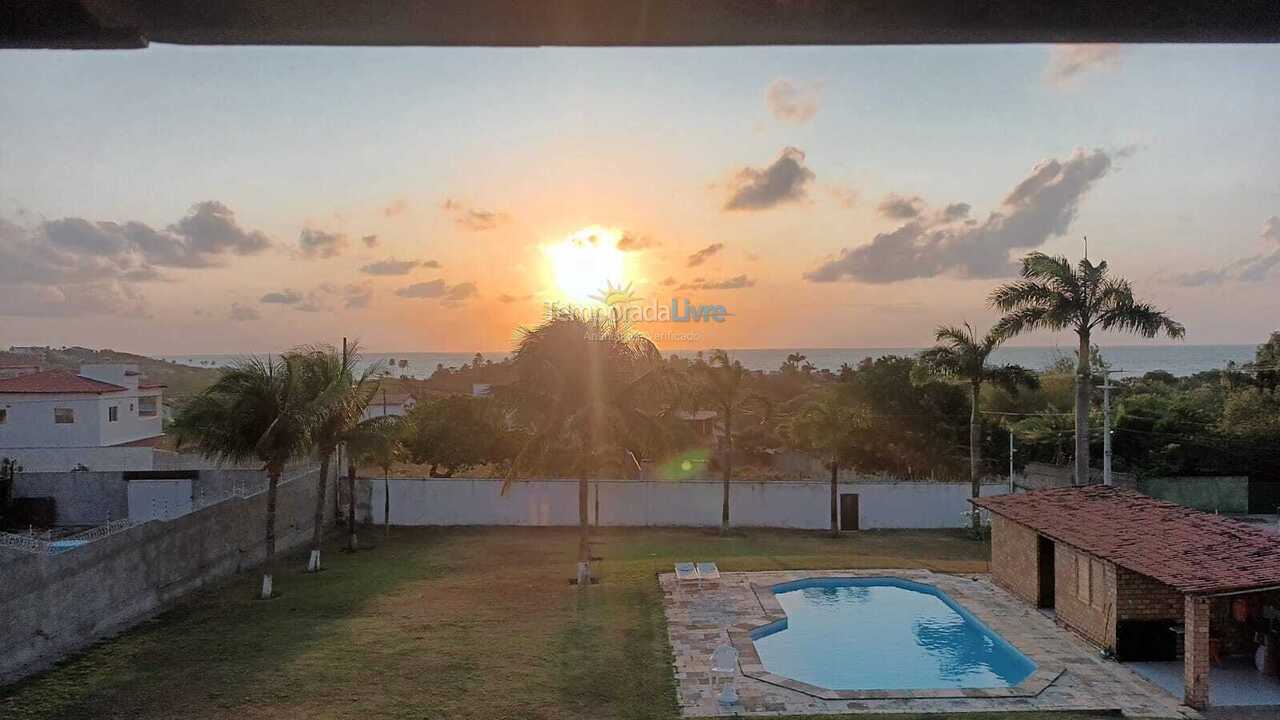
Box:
left=172, top=355, right=316, bottom=599
left=502, top=309, right=670, bottom=585
left=918, top=323, right=1038, bottom=532
left=345, top=415, right=406, bottom=540
left=292, top=342, right=379, bottom=571
left=787, top=390, right=868, bottom=537
left=1248, top=331, right=1280, bottom=394
left=990, top=253, right=1184, bottom=485
left=694, top=350, right=769, bottom=534
left=403, top=395, right=511, bottom=477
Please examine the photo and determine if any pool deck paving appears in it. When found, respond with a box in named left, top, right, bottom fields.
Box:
left=660, top=569, right=1198, bottom=718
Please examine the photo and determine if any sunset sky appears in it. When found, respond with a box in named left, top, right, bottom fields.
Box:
left=2, top=43, right=1278, bottom=354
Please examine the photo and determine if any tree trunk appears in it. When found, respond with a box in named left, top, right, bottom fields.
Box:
left=1075, top=331, right=1092, bottom=485
left=261, top=464, right=280, bottom=599
left=720, top=412, right=732, bottom=535
left=308, top=450, right=330, bottom=572
left=383, top=469, right=390, bottom=540
left=346, top=459, right=358, bottom=552
left=970, top=381, right=982, bottom=535
left=576, top=476, right=591, bottom=586
left=829, top=457, right=839, bottom=538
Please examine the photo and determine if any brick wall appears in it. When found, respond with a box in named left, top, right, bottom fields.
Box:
left=990, top=515, right=1040, bottom=605
left=1115, top=567, right=1183, bottom=621
left=1054, top=544, right=1117, bottom=651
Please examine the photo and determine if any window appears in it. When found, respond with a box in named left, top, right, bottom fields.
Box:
left=0, top=408, right=6, bottom=424
left=138, top=397, right=158, bottom=417
left=108, top=405, right=119, bottom=422
left=54, top=408, right=75, bottom=424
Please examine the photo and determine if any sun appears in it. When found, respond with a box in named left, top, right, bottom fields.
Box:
left=545, top=226, right=627, bottom=303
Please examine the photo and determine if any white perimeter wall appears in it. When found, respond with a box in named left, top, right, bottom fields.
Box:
left=367, top=479, right=1009, bottom=530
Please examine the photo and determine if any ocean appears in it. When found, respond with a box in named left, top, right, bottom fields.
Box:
left=162, top=345, right=1258, bottom=380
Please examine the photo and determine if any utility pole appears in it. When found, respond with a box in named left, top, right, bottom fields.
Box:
left=1100, top=368, right=1124, bottom=486
left=1008, top=432, right=1016, bottom=494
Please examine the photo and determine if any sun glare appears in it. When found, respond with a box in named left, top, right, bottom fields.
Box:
left=545, top=226, right=627, bottom=303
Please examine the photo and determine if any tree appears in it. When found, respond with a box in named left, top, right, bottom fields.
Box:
left=1248, top=331, right=1280, bottom=394
left=345, top=415, right=406, bottom=540
left=403, top=395, right=510, bottom=477
left=171, top=355, right=316, bottom=599
left=990, top=253, right=1184, bottom=485
left=291, top=342, right=378, bottom=571
left=787, top=390, right=868, bottom=537
left=502, top=308, right=669, bottom=586
left=918, top=323, right=1038, bottom=533
left=694, top=350, right=768, bottom=534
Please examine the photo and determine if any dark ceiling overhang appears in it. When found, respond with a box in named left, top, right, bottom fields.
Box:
left=4, top=1, right=1280, bottom=50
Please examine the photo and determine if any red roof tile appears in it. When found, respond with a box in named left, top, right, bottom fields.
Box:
left=974, top=486, right=1280, bottom=595
left=0, top=369, right=126, bottom=395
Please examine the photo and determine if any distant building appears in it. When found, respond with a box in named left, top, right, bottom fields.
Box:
left=471, top=383, right=492, bottom=397
left=362, top=392, right=416, bottom=420
left=0, top=364, right=41, bottom=379
left=0, top=364, right=165, bottom=470
left=7, top=346, right=48, bottom=356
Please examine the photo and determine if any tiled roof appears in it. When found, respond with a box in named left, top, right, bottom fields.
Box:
left=974, top=486, right=1280, bottom=595
left=0, top=369, right=126, bottom=394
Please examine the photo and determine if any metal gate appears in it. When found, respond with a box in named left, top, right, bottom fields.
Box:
left=127, top=475, right=194, bottom=521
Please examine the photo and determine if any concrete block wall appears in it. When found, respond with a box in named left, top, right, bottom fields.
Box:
left=988, top=515, right=1041, bottom=606
left=10, top=472, right=130, bottom=525
left=362, top=478, right=1011, bottom=529
left=0, top=467, right=332, bottom=684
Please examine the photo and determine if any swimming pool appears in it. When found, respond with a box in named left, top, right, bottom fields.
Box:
left=750, top=577, right=1036, bottom=691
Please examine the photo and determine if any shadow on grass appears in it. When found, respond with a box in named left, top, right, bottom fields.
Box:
left=0, top=527, right=452, bottom=720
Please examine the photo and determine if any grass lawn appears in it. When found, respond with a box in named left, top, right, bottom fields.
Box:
left=1, top=526, right=1119, bottom=720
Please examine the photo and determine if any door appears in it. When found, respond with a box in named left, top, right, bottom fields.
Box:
left=839, top=493, right=859, bottom=531
left=1037, top=535, right=1056, bottom=608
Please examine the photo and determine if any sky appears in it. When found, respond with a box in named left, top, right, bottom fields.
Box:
left=1, top=43, right=1278, bottom=355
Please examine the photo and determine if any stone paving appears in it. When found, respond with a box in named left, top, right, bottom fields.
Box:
left=660, top=569, right=1199, bottom=717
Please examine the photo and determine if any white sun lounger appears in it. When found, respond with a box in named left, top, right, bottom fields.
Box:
left=696, top=562, right=720, bottom=581
left=675, top=562, right=699, bottom=581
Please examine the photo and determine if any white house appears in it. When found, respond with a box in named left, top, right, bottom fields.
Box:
left=0, top=364, right=165, bottom=470
left=362, top=392, right=416, bottom=420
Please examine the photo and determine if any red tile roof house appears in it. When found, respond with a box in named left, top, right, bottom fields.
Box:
left=0, top=364, right=165, bottom=471
left=974, top=486, right=1280, bottom=710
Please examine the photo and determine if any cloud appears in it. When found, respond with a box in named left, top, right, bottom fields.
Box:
left=617, top=232, right=658, bottom=252
left=877, top=193, right=925, bottom=219
left=395, top=279, right=477, bottom=307
left=442, top=199, right=508, bottom=231
left=359, top=258, right=434, bottom=276
left=765, top=80, right=821, bottom=124
left=677, top=275, right=756, bottom=291
left=723, top=147, right=815, bottom=211
left=361, top=234, right=379, bottom=248
left=804, top=148, right=1114, bottom=283
left=260, top=289, right=304, bottom=305
left=0, top=203, right=270, bottom=316
left=1172, top=216, right=1280, bottom=287
left=497, top=292, right=534, bottom=303
left=383, top=198, right=408, bottom=217
left=686, top=242, right=724, bottom=267
left=228, top=302, right=260, bottom=322
left=298, top=228, right=348, bottom=259
left=1045, top=45, right=1124, bottom=86
left=660, top=276, right=677, bottom=287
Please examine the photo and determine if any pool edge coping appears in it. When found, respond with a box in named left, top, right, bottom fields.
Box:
left=729, top=571, right=1066, bottom=701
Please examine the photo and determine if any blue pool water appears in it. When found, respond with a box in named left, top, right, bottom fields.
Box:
left=751, top=578, right=1035, bottom=691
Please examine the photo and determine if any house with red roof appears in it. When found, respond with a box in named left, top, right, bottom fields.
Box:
left=975, top=486, right=1280, bottom=710
left=0, top=364, right=165, bottom=470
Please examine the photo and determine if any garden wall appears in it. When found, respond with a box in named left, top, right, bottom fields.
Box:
left=363, top=478, right=1009, bottom=529
left=0, top=466, right=332, bottom=684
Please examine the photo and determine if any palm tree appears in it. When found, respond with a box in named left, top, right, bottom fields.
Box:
left=990, top=253, right=1184, bottom=484
left=918, top=323, right=1038, bottom=533
left=502, top=308, right=669, bottom=586
left=171, top=355, right=316, bottom=599
left=694, top=350, right=768, bottom=535
left=345, top=415, right=405, bottom=541
left=291, top=341, right=379, bottom=571
left=788, top=390, right=868, bottom=537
